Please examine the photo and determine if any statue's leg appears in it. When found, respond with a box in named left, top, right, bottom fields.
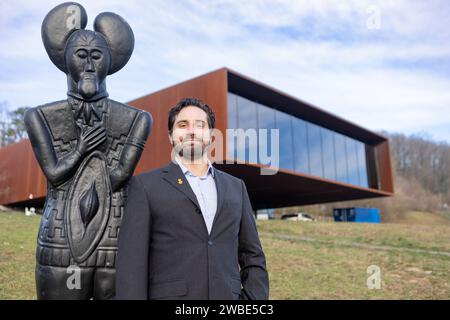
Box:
left=93, top=267, right=116, bottom=300
left=35, top=263, right=94, bottom=299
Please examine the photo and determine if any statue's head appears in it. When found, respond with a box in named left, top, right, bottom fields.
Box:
left=64, top=30, right=111, bottom=99
left=41, top=2, right=134, bottom=101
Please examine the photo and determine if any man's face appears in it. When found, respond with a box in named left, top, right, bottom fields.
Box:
left=170, top=106, right=212, bottom=162
left=65, top=38, right=110, bottom=99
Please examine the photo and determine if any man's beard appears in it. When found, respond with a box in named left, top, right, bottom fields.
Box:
left=173, top=138, right=209, bottom=164
left=78, top=76, right=99, bottom=99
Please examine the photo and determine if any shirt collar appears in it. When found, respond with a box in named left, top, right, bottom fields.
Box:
left=175, top=156, right=215, bottom=178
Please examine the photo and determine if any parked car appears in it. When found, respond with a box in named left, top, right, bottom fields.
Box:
left=281, top=213, right=315, bottom=221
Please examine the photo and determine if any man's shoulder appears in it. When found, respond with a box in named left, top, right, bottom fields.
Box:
left=132, top=166, right=166, bottom=184
left=131, top=163, right=244, bottom=187
left=213, top=166, right=243, bottom=186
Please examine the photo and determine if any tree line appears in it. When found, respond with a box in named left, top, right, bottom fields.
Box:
left=0, top=102, right=29, bottom=148
left=386, top=131, right=450, bottom=200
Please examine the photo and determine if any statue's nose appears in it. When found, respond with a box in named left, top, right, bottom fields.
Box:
left=84, top=57, right=95, bottom=72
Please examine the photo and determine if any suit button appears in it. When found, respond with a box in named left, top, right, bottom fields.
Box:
left=208, top=240, right=213, bottom=246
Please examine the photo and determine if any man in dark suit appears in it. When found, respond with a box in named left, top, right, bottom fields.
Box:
left=116, top=98, right=269, bottom=300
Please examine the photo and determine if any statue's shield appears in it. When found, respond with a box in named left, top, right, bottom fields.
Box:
left=66, top=151, right=111, bottom=263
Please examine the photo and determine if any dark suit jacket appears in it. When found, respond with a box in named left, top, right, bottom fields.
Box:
left=116, top=162, right=269, bottom=300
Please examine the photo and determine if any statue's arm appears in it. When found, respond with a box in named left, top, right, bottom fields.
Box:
left=24, top=108, right=82, bottom=186
left=24, top=108, right=105, bottom=186
left=109, top=111, right=152, bottom=191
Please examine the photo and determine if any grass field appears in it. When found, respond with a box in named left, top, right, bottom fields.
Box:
left=0, top=211, right=449, bottom=299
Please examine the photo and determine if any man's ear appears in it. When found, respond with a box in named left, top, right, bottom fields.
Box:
left=168, top=133, right=173, bottom=145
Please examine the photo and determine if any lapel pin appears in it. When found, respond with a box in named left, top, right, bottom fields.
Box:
left=177, top=178, right=183, bottom=185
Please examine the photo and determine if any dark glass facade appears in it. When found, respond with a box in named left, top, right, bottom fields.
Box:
left=227, top=92, right=369, bottom=188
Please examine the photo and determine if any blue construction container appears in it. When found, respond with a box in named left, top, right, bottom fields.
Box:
left=333, top=207, right=380, bottom=223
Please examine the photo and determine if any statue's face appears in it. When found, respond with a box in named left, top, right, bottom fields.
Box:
left=65, top=30, right=111, bottom=99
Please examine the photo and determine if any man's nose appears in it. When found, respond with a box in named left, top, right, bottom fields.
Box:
left=84, top=56, right=95, bottom=72
left=187, top=124, right=196, bottom=134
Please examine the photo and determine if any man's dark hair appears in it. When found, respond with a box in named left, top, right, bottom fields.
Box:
left=168, top=97, right=215, bottom=134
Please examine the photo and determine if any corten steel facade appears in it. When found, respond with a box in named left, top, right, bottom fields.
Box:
left=0, top=68, right=394, bottom=209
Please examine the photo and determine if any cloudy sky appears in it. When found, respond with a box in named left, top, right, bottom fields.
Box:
left=1, top=0, right=449, bottom=142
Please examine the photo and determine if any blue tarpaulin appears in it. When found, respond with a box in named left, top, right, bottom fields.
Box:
left=333, top=207, right=380, bottom=223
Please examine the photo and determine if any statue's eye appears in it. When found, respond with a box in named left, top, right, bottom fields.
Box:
left=77, top=51, right=88, bottom=59
left=91, top=52, right=102, bottom=60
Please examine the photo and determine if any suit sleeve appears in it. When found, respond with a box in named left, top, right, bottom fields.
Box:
left=116, top=175, right=151, bottom=300
left=238, top=179, right=270, bottom=300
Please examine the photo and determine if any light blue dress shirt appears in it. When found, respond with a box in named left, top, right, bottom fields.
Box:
left=175, top=157, right=218, bottom=234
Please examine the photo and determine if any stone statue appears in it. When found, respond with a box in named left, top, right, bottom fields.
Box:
left=24, top=2, right=152, bottom=299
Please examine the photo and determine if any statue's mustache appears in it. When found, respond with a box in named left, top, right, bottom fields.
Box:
left=80, top=72, right=97, bottom=81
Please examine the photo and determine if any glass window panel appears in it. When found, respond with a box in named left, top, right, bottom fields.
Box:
left=237, top=96, right=257, bottom=164
left=292, top=117, right=309, bottom=174
left=237, top=96, right=257, bottom=129
left=227, top=92, right=237, bottom=129
left=256, top=103, right=276, bottom=165
left=226, top=93, right=238, bottom=160
left=334, top=132, right=349, bottom=184
left=275, top=111, right=294, bottom=171
left=307, top=122, right=323, bottom=177
left=356, top=141, right=369, bottom=188
left=346, top=137, right=360, bottom=186
left=321, top=128, right=336, bottom=180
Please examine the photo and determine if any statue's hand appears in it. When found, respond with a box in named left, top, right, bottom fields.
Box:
left=76, top=125, right=106, bottom=156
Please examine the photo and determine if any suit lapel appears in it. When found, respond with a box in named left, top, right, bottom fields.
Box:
left=162, top=162, right=201, bottom=211
left=210, top=167, right=226, bottom=235
left=162, top=161, right=227, bottom=237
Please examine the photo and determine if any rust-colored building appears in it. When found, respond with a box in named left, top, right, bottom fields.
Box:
left=0, top=68, right=394, bottom=209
